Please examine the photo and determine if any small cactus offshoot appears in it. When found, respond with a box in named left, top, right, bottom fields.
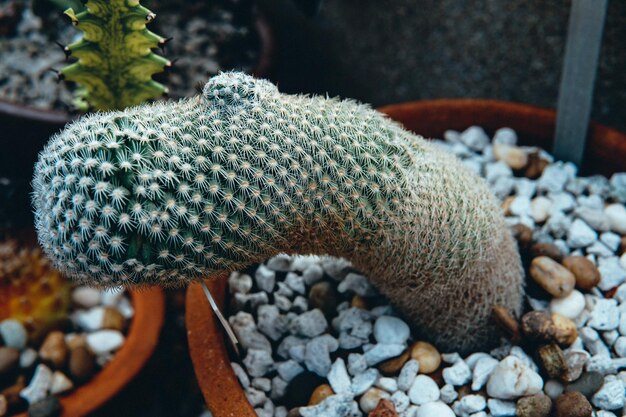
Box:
left=33, top=72, right=523, bottom=352
left=60, top=0, right=170, bottom=111
left=0, top=239, right=71, bottom=341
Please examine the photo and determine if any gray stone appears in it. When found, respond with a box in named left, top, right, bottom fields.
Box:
left=493, top=128, right=517, bottom=146
left=574, top=207, right=611, bottom=232
left=485, top=161, right=513, bottom=183
left=397, top=359, right=420, bottom=391
left=350, top=368, right=378, bottom=396
left=266, top=254, right=292, bottom=272
left=231, top=362, right=250, bottom=388
left=277, top=335, right=306, bottom=359
left=408, top=374, right=440, bottom=405
left=285, top=272, right=306, bottom=294
left=19, top=364, right=52, bottom=404
left=257, top=304, right=288, bottom=341
left=270, top=376, right=288, bottom=400
left=587, top=241, right=615, bottom=258
left=537, top=162, right=574, bottom=193
left=229, top=311, right=272, bottom=352
left=544, top=211, right=572, bottom=239
left=302, top=264, right=325, bottom=285
left=600, top=232, right=621, bottom=252
left=452, top=395, right=486, bottom=417
left=364, top=343, right=405, bottom=366
left=592, top=379, right=625, bottom=410
left=228, top=272, right=253, bottom=294
left=439, top=384, right=458, bottom=404
left=254, top=264, right=276, bottom=292
left=299, top=393, right=354, bottom=417
left=243, top=348, right=274, bottom=377
left=337, top=272, right=376, bottom=296
left=0, top=319, right=28, bottom=350
left=486, top=399, right=516, bottom=417
left=375, top=376, right=397, bottom=392
left=304, top=335, right=338, bottom=377
left=588, top=299, right=620, bottom=331
left=597, top=257, right=626, bottom=291
left=567, top=219, right=598, bottom=248
left=442, top=360, right=472, bottom=386
left=251, top=377, right=272, bottom=392
left=471, top=356, right=498, bottom=391
left=610, top=173, right=626, bottom=202
left=460, top=126, right=489, bottom=151
left=245, top=387, right=266, bottom=407
left=549, top=191, right=577, bottom=212
left=328, top=358, right=352, bottom=394
left=347, top=353, right=367, bottom=376
left=391, top=391, right=410, bottom=413
left=373, top=315, right=410, bottom=345
left=289, top=309, right=327, bottom=338
left=276, top=360, right=304, bottom=382
left=292, top=295, right=309, bottom=313
left=233, top=292, right=269, bottom=310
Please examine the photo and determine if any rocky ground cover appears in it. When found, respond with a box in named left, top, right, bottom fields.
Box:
left=222, top=126, right=626, bottom=417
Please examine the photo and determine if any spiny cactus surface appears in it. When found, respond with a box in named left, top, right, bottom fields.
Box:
left=0, top=239, right=71, bottom=341
left=33, top=72, right=523, bottom=351
left=61, top=0, right=169, bottom=111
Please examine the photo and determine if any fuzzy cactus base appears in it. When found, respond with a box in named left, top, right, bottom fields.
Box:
left=33, top=73, right=523, bottom=352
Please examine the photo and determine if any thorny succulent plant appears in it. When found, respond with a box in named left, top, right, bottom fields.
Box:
left=59, top=0, right=170, bottom=111
left=0, top=239, right=71, bottom=341
left=32, top=72, right=523, bottom=352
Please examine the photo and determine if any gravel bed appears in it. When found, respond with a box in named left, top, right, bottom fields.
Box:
left=0, top=0, right=261, bottom=111
left=0, top=239, right=134, bottom=416
left=223, top=126, right=626, bottom=417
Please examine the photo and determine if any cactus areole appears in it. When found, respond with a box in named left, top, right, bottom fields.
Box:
left=33, top=72, right=523, bottom=351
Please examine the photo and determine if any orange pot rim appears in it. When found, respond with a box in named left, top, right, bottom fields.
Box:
left=13, top=287, right=165, bottom=417
left=186, top=99, right=626, bottom=417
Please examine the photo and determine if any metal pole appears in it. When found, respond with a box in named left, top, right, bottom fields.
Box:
left=554, top=0, right=608, bottom=166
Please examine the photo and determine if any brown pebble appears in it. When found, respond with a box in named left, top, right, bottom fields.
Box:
left=351, top=295, right=368, bottom=310
left=65, top=334, right=87, bottom=351
left=492, top=305, right=521, bottom=342
left=537, top=343, right=567, bottom=379
left=69, top=346, right=95, bottom=383
left=410, top=341, right=441, bottom=374
left=521, top=311, right=555, bottom=342
left=511, top=223, right=533, bottom=251
left=0, top=395, right=7, bottom=417
left=28, top=396, right=62, bottom=417
left=551, top=313, right=578, bottom=347
left=286, top=408, right=301, bottom=417
left=1, top=375, right=25, bottom=407
left=0, top=347, right=20, bottom=375
left=516, top=393, right=552, bottom=417
left=378, top=350, right=409, bottom=376
left=101, top=307, right=125, bottom=331
left=368, top=399, right=399, bottom=417
left=562, top=256, right=601, bottom=291
left=554, top=391, right=592, bottom=417
left=530, top=242, right=563, bottom=262
left=501, top=196, right=515, bottom=215
left=530, top=256, right=576, bottom=298
left=308, top=384, right=333, bottom=406
left=524, top=152, right=549, bottom=179
left=308, top=282, right=338, bottom=318
left=39, top=331, right=68, bottom=369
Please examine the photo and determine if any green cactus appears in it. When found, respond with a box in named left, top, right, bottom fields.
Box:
left=60, top=0, right=170, bottom=111
left=32, top=72, right=523, bottom=352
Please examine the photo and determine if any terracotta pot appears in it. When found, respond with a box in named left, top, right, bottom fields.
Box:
left=10, top=286, right=165, bottom=417
left=185, top=99, right=626, bottom=417
left=0, top=10, right=274, bottom=179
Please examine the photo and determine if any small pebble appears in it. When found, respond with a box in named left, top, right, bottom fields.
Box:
left=407, top=375, right=439, bottom=405
left=415, top=401, right=454, bottom=417
left=543, top=379, right=564, bottom=399
left=337, top=272, right=376, bottom=296
left=350, top=368, right=378, bottom=396
left=486, top=356, right=543, bottom=400
left=565, top=371, right=604, bottom=399
left=327, top=359, right=351, bottom=394
left=0, top=347, right=19, bottom=375
left=69, top=346, right=95, bottom=382
left=591, top=378, right=625, bottom=410
left=308, top=384, right=333, bottom=406
left=364, top=344, right=405, bottom=367
left=410, top=341, right=441, bottom=374
left=554, top=391, right=592, bottom=417
left=49, top=371, right=73, bottom=395
left=530, top=256, right=576, bottom=298
left=71, top=286, right=101, bottom=308
left=367, top=398, right=398, bottom=417
left=567, top=219, right=598, bottom=249
left=605, top=204, right=626, bottom=234
left=378, top=350, right=409, bottom=376
left=20, top=364, right=52, bottom=404
left=515, top=393, right=552, bottom=417
left=85, top=330, right=125, bottom=355
left=373, top=316, right=410, bottom=346
left=452, top=394, right=486, bottom=417
left=487, top=399, right=516, bottom=417
left=562, top=256, right=601, bottom=290
left=397, top=359, right=419, bottom=391
left=550, top=289, right=585, bottom=319
left=442, top=360, right=471, bottom=386
left=360, top=388, right=390, bottom=414
left=27, top=396, right=61, bottom=417
left=0, top=319, right=27, bottom=350
left=39, top=331, right=68, bottom=369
